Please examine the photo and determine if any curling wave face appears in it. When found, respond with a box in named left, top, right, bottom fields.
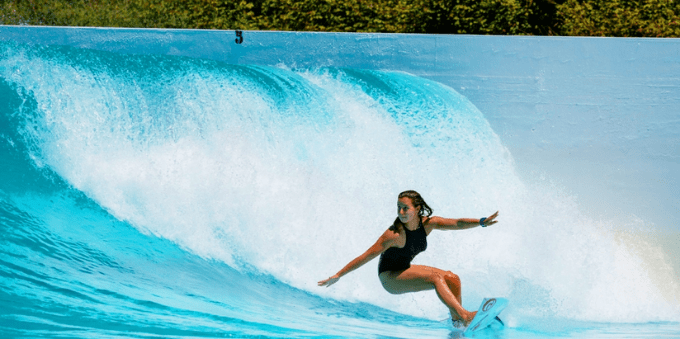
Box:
left=0, top=41, right=678, bottom=337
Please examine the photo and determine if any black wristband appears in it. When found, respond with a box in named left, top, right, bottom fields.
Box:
left=480, top=217, right=487, bottom=227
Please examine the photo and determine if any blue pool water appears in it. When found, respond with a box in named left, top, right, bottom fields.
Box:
left=1, top=28, right=679, bottom=338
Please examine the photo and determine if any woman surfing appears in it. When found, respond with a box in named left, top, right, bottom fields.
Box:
left=318, top=190, right=499, bottom=326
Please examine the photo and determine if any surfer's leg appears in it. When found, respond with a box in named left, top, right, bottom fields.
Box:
left=379, top=265, right=475, bottom=323
left=442, top=271, right=464, bottom=320
left=443, top=270, right=462, bottom=305
left=437, top=270, right=473, bottom=323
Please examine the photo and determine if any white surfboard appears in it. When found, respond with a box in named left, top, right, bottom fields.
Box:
left=463, top=298, right=508, bottom=336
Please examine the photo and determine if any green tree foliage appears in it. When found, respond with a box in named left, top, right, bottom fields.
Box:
left=557, top=0, right=680, bottom=37
left=1, top=0, right=679, bottom=37
left=414, top=0, right=558, bottom=35
left=0, top=0, right=562, bottom=34
left=181, top=0, right=562, bottom=35
left=0, top=0, right=193, bottom=27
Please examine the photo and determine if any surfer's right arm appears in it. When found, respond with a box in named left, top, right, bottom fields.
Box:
left=317, top=229, right=399, bottom=287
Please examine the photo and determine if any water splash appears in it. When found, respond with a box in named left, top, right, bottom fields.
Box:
left=1, top=41, right=678, bottom=330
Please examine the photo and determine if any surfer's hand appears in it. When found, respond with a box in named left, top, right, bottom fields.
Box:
left=318, top=275, right=340, bottom=287
left=483, top=211, right=499, bottom=227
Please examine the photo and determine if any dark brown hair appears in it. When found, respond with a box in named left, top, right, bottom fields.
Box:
left=391, top=190, right=433, bottom=232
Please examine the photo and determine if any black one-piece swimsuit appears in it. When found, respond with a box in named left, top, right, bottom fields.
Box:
left=377, top=219, right=428, bottom=274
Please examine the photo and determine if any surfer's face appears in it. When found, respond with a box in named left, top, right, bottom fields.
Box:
left=397, top=197, right=419, bottom=224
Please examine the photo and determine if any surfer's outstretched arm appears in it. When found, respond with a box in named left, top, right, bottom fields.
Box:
left=425, top=211, right=499, bottom=232
left=318, top=229, right=398, bottom=287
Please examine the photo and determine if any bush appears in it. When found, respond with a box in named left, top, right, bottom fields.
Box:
left=0, top=0, right=193, bottom=28
left=1, top=0, right=679, bottom=37
left=556, top=0, right=680, bottom=37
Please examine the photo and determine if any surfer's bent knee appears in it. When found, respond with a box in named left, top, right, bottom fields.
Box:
left=445, top=270, right=460, bottom=283
left=430, top=271, right=447, bottom=286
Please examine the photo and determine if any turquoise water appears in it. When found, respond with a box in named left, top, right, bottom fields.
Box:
left=1, top=38, right=679, bottom=338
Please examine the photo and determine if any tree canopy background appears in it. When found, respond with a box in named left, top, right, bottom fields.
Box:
left=1, top=0, right=679, bottom=37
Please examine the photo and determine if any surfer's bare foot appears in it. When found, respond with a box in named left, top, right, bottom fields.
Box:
left=463, top=311, right=477, bottom=326
left=452, top=310, right=476, bottom=328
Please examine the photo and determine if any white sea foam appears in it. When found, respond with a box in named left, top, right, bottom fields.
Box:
left=3, top=47, right=678, bottom=323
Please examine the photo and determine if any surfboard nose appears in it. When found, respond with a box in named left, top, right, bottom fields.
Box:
left=463, top=298, right=509, bottom=336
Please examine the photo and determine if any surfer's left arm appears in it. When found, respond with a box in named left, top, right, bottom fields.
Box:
left=426, top=211, right=498, bottom=231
